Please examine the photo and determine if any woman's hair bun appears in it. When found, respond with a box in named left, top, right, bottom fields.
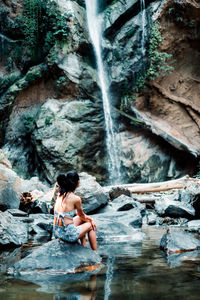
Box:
left=57, top=171, right=79, bottom=196
left=57, top=174, right=67, bottom=187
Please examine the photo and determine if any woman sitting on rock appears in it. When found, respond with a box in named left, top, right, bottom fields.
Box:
left=53, top=170, right=97, bottom=251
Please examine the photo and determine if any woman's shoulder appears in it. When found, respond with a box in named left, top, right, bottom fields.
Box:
left=73, top=193, right=81, bottom=202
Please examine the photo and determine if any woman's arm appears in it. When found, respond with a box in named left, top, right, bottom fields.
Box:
left=75, top=197, right=97, bottom=230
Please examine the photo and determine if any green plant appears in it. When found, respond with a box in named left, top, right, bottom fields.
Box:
left=147, top=22, right=174, bottom=80
left=0, top=150, right=7, bottom=161
left=21, top=0, right=70, bottom=64
left=127, top=27, right=136, bottom=38
left=0, top=74, right=21, bottom=95
left=56, top=76, right=67, bottom=89
left=45, top=116, right=51, bottom=125
left=188, top=20, right=195, bottom=28
left=22, top=0, right=43, bottom=61
left=23, top=114, right=34, bottom=133
left=167, top=7, right=175, bottom=15
left=5, top=57, right=14, bottom=72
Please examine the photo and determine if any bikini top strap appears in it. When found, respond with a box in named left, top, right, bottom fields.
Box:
left=55, top=211, right=65, bottom=226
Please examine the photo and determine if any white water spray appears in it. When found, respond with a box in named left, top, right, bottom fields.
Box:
left=85, top=0, right=122, bottom=184
left=140, top=0, right=147, bottom=57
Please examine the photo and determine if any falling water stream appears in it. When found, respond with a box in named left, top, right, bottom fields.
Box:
left=140, top=0, right=147, bottom=57
left=85, top=0, right=122, bottom=184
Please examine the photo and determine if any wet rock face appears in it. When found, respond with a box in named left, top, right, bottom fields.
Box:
left=117, top=128, right=188, bottom=183
left=9, top=239, right=101, bottom=275
left=1, top=0, right=106, bottom=182
left=32, top=99, right=106, bottom=183
left=160, top=229, right=200, bottom=253
left=102, top=0, right=200, bottom=182
left=130, top=1, right=200, bottom=158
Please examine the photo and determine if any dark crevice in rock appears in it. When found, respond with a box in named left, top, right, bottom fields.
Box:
left=77, top=42, right=97, bottom=69
left=104, top=0, right=156, bottom=41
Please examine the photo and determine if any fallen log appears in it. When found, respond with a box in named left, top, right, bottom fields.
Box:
left=103, top=176, right=200, bottom=194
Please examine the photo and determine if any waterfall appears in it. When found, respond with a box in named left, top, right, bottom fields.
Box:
left=0, top=34, right=5, bottom=57
left=104, top=256, right=115, bottom=300
left=85, top=0, right=122, bottom=184
left=140, top=0, right=147, bottom=57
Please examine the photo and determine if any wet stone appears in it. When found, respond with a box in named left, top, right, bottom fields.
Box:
left=186, top=220, right=200, bottom=232
left=9, top=239, right=102, bottom=276
left=7, top=209, right=28, bottom=217
left=0, top=211, right=28, bottom=247
left=160, top=229, right=200, bottom=254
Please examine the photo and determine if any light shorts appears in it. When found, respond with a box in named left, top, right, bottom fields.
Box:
left=53, top=223, right=81, bottom=243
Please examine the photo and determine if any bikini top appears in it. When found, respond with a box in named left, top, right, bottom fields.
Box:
left=54, top=209, right=76, bottom=226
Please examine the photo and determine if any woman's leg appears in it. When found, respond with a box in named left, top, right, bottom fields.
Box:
left=78, top=222, right=97, bottom=251
left=73, top=216, right=87, bottom=246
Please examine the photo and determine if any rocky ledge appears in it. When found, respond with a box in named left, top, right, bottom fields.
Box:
left=8, top=239, right=102, bottom=285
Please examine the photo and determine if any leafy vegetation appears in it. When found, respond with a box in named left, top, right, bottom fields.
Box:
left=0, top=74, right=22, bottom=96
left=120, top=22, right=174, bottom=110
left=45, top=116, right=52, bottom=126
left=23, top=114, right=35, bottom=133
left=21, top=0, right=70, bottom=64
left=147, top=22, right=174, bottom=81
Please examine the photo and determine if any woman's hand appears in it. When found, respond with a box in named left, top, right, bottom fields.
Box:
left=91, top=219, right=97, bottom=231
left=86, top=216, right=97, bottom=231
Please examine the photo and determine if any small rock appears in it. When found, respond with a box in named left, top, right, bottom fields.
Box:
left=7, top=209, right=28, bottom=217
left=146, top=211, right=157, bottom=225
left=160, top=229, right=200, bottom=253
left=186, top=220, right=200, bottom=232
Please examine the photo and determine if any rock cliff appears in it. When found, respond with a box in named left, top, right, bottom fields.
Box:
left=0, top=0, right=199, bottom=183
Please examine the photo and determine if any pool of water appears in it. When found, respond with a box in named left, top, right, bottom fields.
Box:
left=1, top=227, right=200, bottom=300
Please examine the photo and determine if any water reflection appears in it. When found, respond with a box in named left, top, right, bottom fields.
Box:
left=53, top=274, right=97, bottom=300
left=104, top=257, right=115, bottom=300
left=1, top=228, right=200, bottom=300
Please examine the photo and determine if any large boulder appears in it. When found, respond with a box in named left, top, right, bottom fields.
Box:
left=0, top=164, right=22, bottom=211
left=0, top=211, right=28, bottom=247
left=93, top=208, right=144, bottom=240
left=32, top=99, right=105, bottom=184
left=178, top=181, right=200, bottom=217
left=76, top=173, right=109, bottom=214
left=28, top=214, right=54, bottom=235
left=9, top=239, right=101, bottom=276
left=111, top=194, right=146, bottom=215
left=160, top=229, right=200, bottom=254
left=155, top=198, right=195, bottom=218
